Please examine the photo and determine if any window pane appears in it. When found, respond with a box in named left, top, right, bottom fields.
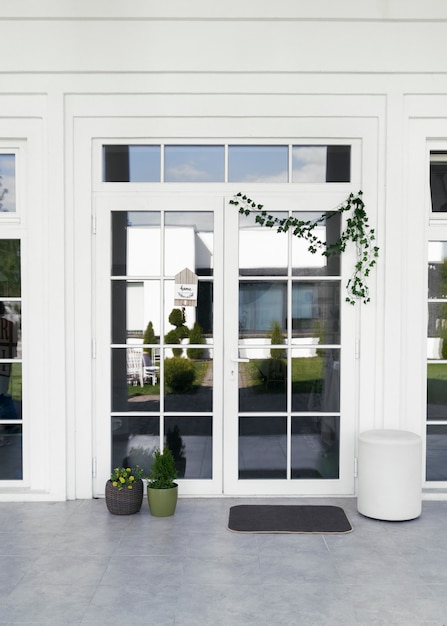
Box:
left=164, top=212, right=214, bottom=276
left=165, top=417, right=212, bottom=479
left=228, top=145, right=288, bottom=183
left=239, top=416, right=287, bottom=479
left=112, top=416, right=160, bottom=475
left=430, top=158, right=447, bottom=212
left=0, top=155, right=16, bottom=212
left=292, top=282, right=340, bottom=344
left=112, top=212, right=161, bottom=276
left=291, top=416, right=339, bottom=479
left=427, top=303, right=447, bottom=360
left=239, top=211, right=288, bottom=276
left=292, top=212, right=341, bottom=276
left=0, top=240, right=21, bottom=296
left=292, top=146, right=350, bottom=183
left=427, top=363, right=447, bottom=420
left=239, top=282, right=286, bottom=339
left=0, top=301, right=21, bottom=359
left=0, top=424, right=22, bottom=479
left=112, top=348, right=160, bottom=412
left=428, top=241, right=447, bottom=298
left=0, top=363, right=21, bottom=421
left=164, top=145, right=224, bottom=182
left=112, top=280, right=161, bottom=344
left=426, top=425, right=447, bottom=480
left=103, top=145, right=161, bottom=182
left=164, top=355, right=213, bottom=413
left=292, top=349, right=340, bottom=412
left=239, top=350, right=287, bottom=413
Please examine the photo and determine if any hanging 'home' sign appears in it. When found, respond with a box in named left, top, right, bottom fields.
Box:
left=174, top=268, right=198, bottom=307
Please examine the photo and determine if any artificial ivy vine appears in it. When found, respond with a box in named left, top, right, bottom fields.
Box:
left=230, top=191, right=379, bottom=305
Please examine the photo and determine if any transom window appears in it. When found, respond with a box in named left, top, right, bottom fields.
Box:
left=103, top=144, right=351, bottom=184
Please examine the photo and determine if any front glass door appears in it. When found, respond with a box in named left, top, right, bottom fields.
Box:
left=94, top=193, right=355, bottom=496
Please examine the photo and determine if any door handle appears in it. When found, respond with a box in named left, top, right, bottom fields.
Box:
left=231, top=355, right=249, bottom=363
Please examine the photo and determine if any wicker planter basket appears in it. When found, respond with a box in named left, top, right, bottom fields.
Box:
left=105, top=479, right=144, bottom=515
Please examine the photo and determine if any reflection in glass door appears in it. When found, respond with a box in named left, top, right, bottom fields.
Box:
left=109, top=208, right=218, bottom=491
left=96, top=194, right=354, bottom=496
left=228, top=206, right=350, bottom=493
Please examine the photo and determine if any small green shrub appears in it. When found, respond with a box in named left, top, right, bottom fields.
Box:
left=164, top=357, right=196, bottom=392
left=270, top=320, right=285, bottom=359
left=147, top=447, right=177, bottom=489
left=187, top=322, right=205, bottom=359
left=143, top=320, right=156, bottom=358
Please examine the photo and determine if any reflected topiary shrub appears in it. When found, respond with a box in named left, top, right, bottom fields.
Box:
left=187, top=322, right=205, bottom=359
left=164, top=357, right=196, bottom=393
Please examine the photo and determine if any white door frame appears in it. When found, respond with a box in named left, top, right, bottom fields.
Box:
left=92, top=188, right=357, bottom=497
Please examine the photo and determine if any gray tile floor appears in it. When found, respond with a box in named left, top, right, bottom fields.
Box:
left=0, top=497, right=446, bottom=625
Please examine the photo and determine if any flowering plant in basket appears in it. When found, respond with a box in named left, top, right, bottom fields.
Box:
left=110, top=465, right=144, bottom=490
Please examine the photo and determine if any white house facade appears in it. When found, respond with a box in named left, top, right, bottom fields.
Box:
left=0, top=1, right=446, bottom=501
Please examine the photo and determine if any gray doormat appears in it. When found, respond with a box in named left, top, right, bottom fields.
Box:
left=228, top=504, right=352, bottom=534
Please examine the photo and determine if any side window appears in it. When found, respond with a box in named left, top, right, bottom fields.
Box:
left=0, top=239, right=22, bottom=479
left=427, top=153, right=447, bottom=481
left=0, top=153, right=16, bottom=213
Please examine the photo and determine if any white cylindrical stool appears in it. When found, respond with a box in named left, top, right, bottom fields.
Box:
left=357, top=429, right=422, bottom=521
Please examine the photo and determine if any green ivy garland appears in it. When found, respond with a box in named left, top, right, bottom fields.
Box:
left=230, top=190, right=379, bottom=305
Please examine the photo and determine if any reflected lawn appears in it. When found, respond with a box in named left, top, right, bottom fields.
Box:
left=245, top=357, right=323, bottom=394
left=127, top=359, right=210, bottom=397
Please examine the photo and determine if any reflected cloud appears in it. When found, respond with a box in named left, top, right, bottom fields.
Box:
left=165, top=162, right=214, bottom=182
left=292, top=146, right=326, bottom=183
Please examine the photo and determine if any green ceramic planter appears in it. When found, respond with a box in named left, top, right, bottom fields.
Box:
left=147, top=484, right=178, bottom=517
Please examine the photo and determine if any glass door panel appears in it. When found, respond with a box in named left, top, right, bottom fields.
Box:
left=95, top=197, right=222, bottom=495
left=223, top=198, right=354, bottom=495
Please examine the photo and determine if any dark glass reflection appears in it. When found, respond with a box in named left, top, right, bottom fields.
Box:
left=292, top=282, right=340, bottom=344
left=427, top=363, right=447, bottom=420
left=0, top=424, right=22, bottom=479
left=430, top=160, right=447, bottom=212
left=291, top=416, right=339, bottom=479
left=238, top=416, right=287, bottom=479
left=112, top=348, right=160, bottom=412
left=112, top=416, right=160, bottom=475
left=292, top=350, right=340, bottom=412
left=103, top=145, right=161, bottom=182
left=426, top=425, right=447, bottom=480
left=165, top=417, right=212, bottom=479
left=0, top=240, right=20, bottom=296
left=239, top=356, right=287, bottom=413
left=0, top=363, right=21, bottom=420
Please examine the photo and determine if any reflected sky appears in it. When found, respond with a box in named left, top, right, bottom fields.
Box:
left=103, top=144, right=350, bottom=184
